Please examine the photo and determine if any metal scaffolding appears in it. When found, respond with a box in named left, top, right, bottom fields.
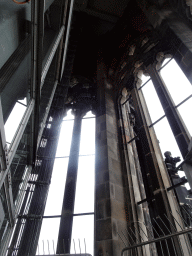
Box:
left=0, top=0, right=74, bottom=254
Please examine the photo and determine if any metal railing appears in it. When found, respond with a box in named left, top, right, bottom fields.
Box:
left=36, top=254, right=91, bottom=256
left=36, top=238, right=90, bottom=256
left=120, top=209, right=192, bottom=256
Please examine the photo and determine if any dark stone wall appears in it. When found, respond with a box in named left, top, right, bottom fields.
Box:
left=95, top=63, right=129, bottom=255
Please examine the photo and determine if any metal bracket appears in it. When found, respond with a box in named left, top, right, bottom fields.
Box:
left=167, top=177, right=188, bottom=192
left=137, top=196, right=155, bottom=205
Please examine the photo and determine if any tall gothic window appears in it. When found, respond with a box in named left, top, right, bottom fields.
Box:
left=70, top=111, right=95, bottom=255
left=37, top=110, right=95, bottom=255
left=160, top=58, right=192, bottom=136
left=141, top=58, right=192, bottom=189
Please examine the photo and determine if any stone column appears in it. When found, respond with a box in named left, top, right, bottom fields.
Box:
left=57, top=109, right=83, bottom=254
left=95, top=62, right=129, bottom=256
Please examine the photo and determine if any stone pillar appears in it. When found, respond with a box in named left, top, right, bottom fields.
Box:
left=120, top=89, right=156, bottom=256
left=57, top=110, right=83, bottom=254
left=95, top=62, right=128, bottom=256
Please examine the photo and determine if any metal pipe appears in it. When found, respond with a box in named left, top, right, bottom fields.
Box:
left=127, top=135, right=138, bottom=144
left=175, top=94, right=192, bottom=109
left=149, top=114, right=166, bottom=128
left=60, top=0, right=75, bottom=79
left=41, top=26, right=65, bottom=90
left=0, top=98, right=7, bottom=172
left=167, top=178, right=188, bottom=191
left=18, top=212, right=95, bottom=219
left=37, top=80, right=58, bottom=148
left=137, top=196, right=154, bottom=205
left=30, top=0, right=45, bottom=166
left=121, top=227, right=192, bottom=255
left=0, top=99, right=35, bottom=191
left=15, top=165, right=32, bottom=215
left=55, top=0, right=69, bottom=81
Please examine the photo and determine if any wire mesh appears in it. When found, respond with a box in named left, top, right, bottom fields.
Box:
left=120, top=211, right=192, bottom=256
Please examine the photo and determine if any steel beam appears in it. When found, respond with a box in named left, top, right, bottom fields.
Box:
left=0, top=2, right=68, bottom=255
left=41, top=26, right=65, bottom=90
left=0, top=98, right=7, bottom=173
left=60, top=0, right=75, bottom=79
left=17, top=111, right=65, bottom=256
left=55, top=0, right=69, bottom=81
left=30, top=0, right=45, bottom=165
left=0, top=98, right=15, bottom=227
left=0, top=225, right=14, bottom=256
left=0, top=7, right=65, bottom=190
left=4, top=173, right=14, bottom=227
left=14, top=165, right=32, bottom=216
left=37, top=80, right=58, bottom=148
left=0, top=99, right=35, bottom=191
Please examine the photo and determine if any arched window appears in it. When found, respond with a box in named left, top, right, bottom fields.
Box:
left=37, top=110, right=95, bottom=256
left=140, top=57, right=192, bottom=207
left=160, top=58, right=192, bottom=136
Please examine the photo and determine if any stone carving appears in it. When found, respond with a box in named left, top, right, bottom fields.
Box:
left=129, top=113, right=136, bottom=126
left=164, top=151, right=181, bottom=177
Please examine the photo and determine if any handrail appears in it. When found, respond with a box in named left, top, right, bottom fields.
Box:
left=121, top=226, right=192, bottom=256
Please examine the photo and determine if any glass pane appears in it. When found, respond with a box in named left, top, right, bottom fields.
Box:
left=56, top=120, right=74, bottom=157
left=79, top=116, right=95, bottom=155
left=160, top=59, right=192, bottom=105
left=177, top=97, right=192, bottom=136
left=153, top=117, right=189, bottom=186
left=74, top=156, right=95, bottom=214
left=5, top=101, right=27, bottom=144
left=44, top=158, right=69, bottom=216
left=18, top=98, right=27, bottom=105
left=154, top=117, right=183, bottom=161
left=159, top=57, right=172, bottom=69
left=142, top=80, right=165, bottom=123
left=70, top=215, right=94, bottom=256
left=83, top=110, right=95, bottom=118
left=141, top=74, right=150, bottom=85
left=63, top=109, right=74, bottom=121
left=36, top=218, right=60, bottom=255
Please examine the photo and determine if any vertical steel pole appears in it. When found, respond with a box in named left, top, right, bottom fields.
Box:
left=57, top=110, right=84, bottom=254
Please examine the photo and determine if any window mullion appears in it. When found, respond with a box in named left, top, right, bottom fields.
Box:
left=147, top=64, right=190, bottom=158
